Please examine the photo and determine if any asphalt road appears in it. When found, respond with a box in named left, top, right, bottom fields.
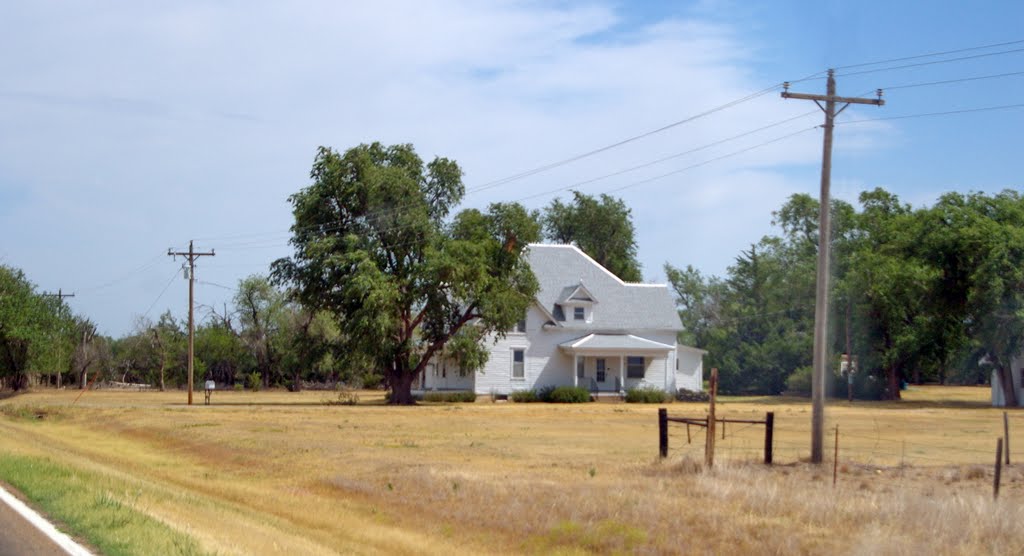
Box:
left=0, top=493, right=70, bottom=556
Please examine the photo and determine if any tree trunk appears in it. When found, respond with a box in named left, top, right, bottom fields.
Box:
left=997, top=365, right=1019, bottom=407
left=388, top=370, right=416, bottom=405
left=885, top=365, right=901, bottom=400
left=10, top=372, right=29, bottom=391
left=292, top=370, right=302, bottom=392
left=79, top=369, right=87, bottom=390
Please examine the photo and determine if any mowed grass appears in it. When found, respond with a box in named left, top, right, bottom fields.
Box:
left=0, top=453, right=209, bottom=556
left=0, top=386, right=1022, bottom=554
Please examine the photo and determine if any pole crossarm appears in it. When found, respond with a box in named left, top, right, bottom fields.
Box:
left=780, top=69, right=883, bottom=463
left=42, top=289, right=75, bottom=300
left=781, top=91, right=885, bottom=106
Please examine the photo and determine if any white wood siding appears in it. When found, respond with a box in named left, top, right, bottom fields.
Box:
left=675, top=347, right=705, bottom=392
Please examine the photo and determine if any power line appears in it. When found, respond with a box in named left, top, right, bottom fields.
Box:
left=834, top=38, right=1024, bottom=71
left=880, top=70, right=1024, bottom=91
left=838, top=102, right=1024, bottom=125
left=466, top=83, right=787, bottom=194
left=212, top=111, right=825, bottom=252
left=837, top=47, right=1024, bottom=78
left=77, top=253, right=165, bottom=293
left=196, top=280, right=236, bottom=292
left=142, top=268, right=180, bottom=320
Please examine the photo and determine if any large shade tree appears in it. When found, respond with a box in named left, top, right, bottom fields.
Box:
left=0, top=265, right=72, bottom=390
left=543, top=190, right=642, bottom=282
left=273, top=143, right=540, bottom=404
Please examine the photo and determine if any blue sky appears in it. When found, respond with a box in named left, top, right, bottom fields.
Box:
left=1, top=1, right=1022, bottom=336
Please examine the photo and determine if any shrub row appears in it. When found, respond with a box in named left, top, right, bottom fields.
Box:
left=624, top=386, right=671, bottom=403
left=421, top=391, right=477, bottom=403
left=510, top=385, right=593, bottom=403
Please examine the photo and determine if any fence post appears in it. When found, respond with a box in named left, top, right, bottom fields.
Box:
left=994, top=437, right=1004, bottom=500
left=658, top=408, right=668, bottom=459
left=1004, top=412, right=1011, bottom=466
left=833, top=424, right=839, bottom=486
left=764, top=411, right=774, bottom=465
left=705, top=368, right=718, bottom=469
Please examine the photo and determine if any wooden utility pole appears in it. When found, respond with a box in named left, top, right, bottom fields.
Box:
left=782, top=70, right=884, bottom=463
left=41, top=289, right=75, bottom=389
left=705, top=368, right=718, bottom=468
left=168, top=240, right=215, bottom=405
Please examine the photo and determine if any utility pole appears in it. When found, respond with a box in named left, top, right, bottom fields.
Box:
left=782, top=69, right=883, bottom=463
left=42, top=289, right=74, bottom=389
left=168, top=240, right=215, bottom=405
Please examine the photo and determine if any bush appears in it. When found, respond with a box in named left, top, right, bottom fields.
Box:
left=625, top=386, right=670, bottom=403
left=785, top=366, right=812, bottom=396
left=540, top=386, right=592, bottom=403
left=421, top=391, right=477, bottom=403
left=246, top=372, right=262, bottom=392
left=510, top=389, right=540, bottom=403
left=675, top=388, right=709, bottom=402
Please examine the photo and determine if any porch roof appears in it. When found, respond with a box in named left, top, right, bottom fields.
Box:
left=559, top=333, right=675, bottom=354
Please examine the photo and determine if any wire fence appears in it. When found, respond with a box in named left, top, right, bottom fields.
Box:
left=659, top=408, right=1017, bottom=472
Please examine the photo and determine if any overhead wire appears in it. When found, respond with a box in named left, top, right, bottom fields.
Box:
left=833, top=38, right=1024, bottom=71
left=880, top=70, right=1024, bottom=91
left=837, top=47, right=1024, bottom=78
left=838, top=102, right=1024, bottom=126
left=141, top=267, right=181, bottom=320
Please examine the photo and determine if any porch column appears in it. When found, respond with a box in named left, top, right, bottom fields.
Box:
left=664, top=355, right=670, bottom=391
left=573, top=354, right=579, bottom=388
left=619, top=355, right=625, bottom=390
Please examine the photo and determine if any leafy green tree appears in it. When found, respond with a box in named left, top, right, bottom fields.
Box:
left=0, top=266, right=64, bottom=390
left=234, top=275, right=287, bottom=388
left=195, top=320, right=250, bottom=386
left=925, top=190, right=1024, bottom=405
left=543, top=190, right=642, bottom=282
left=273, top=143, right=540, bottom=404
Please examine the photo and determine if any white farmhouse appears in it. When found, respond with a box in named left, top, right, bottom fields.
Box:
left=418, top=244, right=705, bottom=397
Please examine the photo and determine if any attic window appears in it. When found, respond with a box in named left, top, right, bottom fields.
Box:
left=513, top=318, right=526, bottom=333
left=573, top=307, right=585, bottom=321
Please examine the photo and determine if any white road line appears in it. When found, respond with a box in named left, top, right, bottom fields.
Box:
left=0, top=484, right=94, bottom=556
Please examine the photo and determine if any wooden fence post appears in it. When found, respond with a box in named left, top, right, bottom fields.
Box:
left=833, top=424, right=839, bottom=486
left=1004, top=412, right=1011, bottom=466
left=995, top=437, right=1004, bottom=500
left=764, top=412, right=774, bottom=465
left=705, top=368, right=718, bottom=469
left=658, top=408, right=668, bottom=459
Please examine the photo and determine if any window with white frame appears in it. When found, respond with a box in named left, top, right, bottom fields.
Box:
left=513, top=317, right=526, bottom=333
left=596, top=358, right=606, bottom=382
left=512, top=349, right=525, bottom=379
left=627, top=356, right=645, bottom=379
left=573, top=306, right=585, bottom=321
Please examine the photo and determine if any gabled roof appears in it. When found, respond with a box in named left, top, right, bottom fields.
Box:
left=526, top=244, right=683, bottom=332
left=560, top=333, right=675, bottom=353
left=560, top=281, right=597, bottom=304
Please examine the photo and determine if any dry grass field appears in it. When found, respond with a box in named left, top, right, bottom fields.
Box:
left=2, top=385, right=1023, bottom=555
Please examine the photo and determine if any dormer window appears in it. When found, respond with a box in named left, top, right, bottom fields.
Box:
left=513, top=317, right=527, bottom=333
left=559, top=281, right=596, bottom=323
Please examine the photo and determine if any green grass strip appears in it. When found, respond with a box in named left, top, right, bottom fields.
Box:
left=0, top=453, right=210, bottom=556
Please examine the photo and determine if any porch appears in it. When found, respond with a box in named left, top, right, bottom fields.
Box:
left=560, top=333, right=675, bottom=394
